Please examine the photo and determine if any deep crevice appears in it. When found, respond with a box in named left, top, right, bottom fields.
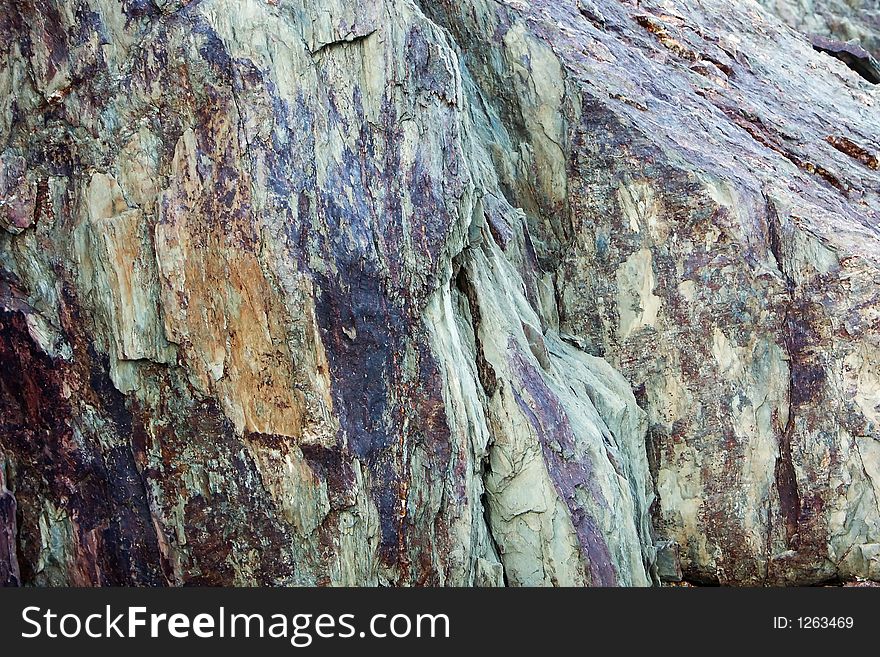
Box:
left=454, top=264, right=497, bottom=397
left=765, top=198, right=802, bottom=551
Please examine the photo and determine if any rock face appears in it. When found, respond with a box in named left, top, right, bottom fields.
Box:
left=0, top=0, right=878, bottom=586
left=759, top=0, right=880, bottom=58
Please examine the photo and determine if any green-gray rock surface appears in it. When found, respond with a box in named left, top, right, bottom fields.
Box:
left=1, top=0, right=878, bottom=586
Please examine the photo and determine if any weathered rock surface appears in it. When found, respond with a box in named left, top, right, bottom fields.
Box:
left=0, top=456, right=20, bottom=586
left=0, top=0, right=878, bottom=586
left=759, top=0, right=880, bottom=58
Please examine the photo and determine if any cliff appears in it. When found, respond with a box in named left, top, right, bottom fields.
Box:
left=1, top=0, right=878, bottom=586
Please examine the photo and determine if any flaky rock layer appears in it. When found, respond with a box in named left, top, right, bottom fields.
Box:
left=1, top=0, right=878, bottom=586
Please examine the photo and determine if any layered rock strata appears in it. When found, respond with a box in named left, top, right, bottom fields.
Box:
left=1, top=0, right=878, bottom=586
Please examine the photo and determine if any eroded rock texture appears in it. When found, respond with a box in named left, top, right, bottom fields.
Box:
left=0, top=0, right=878, bottom=586
left=759, top=0, right=880, bottom=59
